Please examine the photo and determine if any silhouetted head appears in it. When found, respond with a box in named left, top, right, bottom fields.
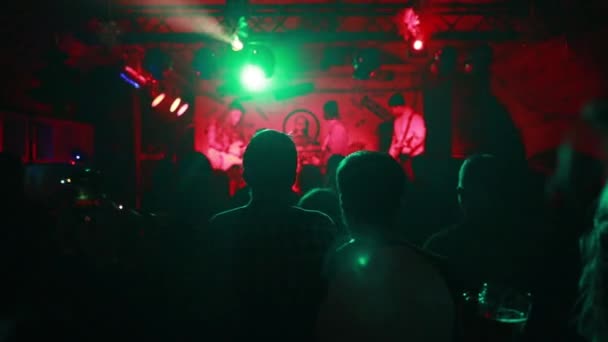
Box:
left=388, top=93, right=408, bottom=117
left=323, top=100, right=339, bottom=120
left=170, top=152, right=215, bottom=224
left=337, top=151, right=406, bottom=230
left=176, top=152, right=212, bottom=183
left=457, top=154, right=509, bottom=219
left=326, top=154, right=345, bottom=190
left=549, top=145, right=604, bottom=213
left=243, top=129, right=297, bottom=194
left=0, top=152, right=24, bottom=200
left=227, top=100, right=245, bottom=127
left=579, top=183, right=608, bottom=341
left=299, top=165, right=324, bottom=195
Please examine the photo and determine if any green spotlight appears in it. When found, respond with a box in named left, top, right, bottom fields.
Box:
left=240, top=65, right=267, bottom=92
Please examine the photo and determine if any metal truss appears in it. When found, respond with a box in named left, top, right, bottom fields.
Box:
left=112, top=2, right=530, bottom=43
left=426, top=2, right=530, bottom=41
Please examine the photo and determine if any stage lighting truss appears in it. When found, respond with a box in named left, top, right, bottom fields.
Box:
left=111, top=2, right=529, bottom=43
left=121, top=59, right=191, bottom=118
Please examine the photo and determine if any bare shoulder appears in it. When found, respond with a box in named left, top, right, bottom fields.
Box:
left=324, top=244, right=454, bottom=341
left=374, top=246, right=452, bottom=301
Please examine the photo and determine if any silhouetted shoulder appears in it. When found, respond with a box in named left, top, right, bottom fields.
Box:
left=209, top=207, right=247, bottom=223
left=423, top=225, right=458, bottom=253
left=293, top=206, right=334, bottom=222
left=290, top=206, right=337, bottom=231
left=208, top=206, right=247, bottom=228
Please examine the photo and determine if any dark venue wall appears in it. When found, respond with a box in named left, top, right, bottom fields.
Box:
left=80, top=66, right=137, bottom=205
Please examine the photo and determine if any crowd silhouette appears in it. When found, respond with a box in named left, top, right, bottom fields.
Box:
left=3, top=98, right=608, bottom=341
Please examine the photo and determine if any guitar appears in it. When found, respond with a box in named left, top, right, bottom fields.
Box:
left=208, top=141, right=246, bottom=171
left=361, top=96, right=393, bottom=121
left=389, top=111, right=426, bottom=158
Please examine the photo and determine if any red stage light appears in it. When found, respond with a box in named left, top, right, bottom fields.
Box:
left=464, top=63, right=473, bottom=73
left=413, top=40, right=424, bottom=51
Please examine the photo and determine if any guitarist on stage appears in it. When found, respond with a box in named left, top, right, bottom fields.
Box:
left=387, top=93, right=426, bottom=180
left=207, top=100, right=248, bottom=171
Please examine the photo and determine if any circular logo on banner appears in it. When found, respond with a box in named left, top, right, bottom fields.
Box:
left=282, top=109, right=321, bottom=143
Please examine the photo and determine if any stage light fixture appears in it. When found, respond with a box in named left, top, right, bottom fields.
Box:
left=170, top=98, right=182, bottom=113
left=176, top=103, right=189, bottom=116
left=240, top=65, right=267, bottom=92
left=231, top=36, right=244, bottom=51
left=352, top=48, right=381, bottom=80
left=151, top=93, right=166, bottom=107
left=120, top=73, right=140, bottom=89
left=408, top=39, right=428, bottom=58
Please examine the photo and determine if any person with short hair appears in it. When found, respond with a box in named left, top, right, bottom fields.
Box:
left=205, top=129, right=336, bottom=341
left=318, top=151, right=454, bottom=342
left=322, top=100, right=349, bottom=157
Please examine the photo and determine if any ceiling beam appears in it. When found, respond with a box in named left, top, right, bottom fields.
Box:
left=122, top=30, right=521, bottom=43
left=117, top=2, right=415, bottom=15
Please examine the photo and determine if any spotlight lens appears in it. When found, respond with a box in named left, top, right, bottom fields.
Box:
left=240, top=65, right=267, bottom=92
left=170, top=98, right=181, bottom=112
left=177, top=103, right=189, bottom=116
left=151, top=93, right=166, bottom=107
left=231, top=36, right=244, bottom=51
left=413, top=40, right=423, bottom=51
